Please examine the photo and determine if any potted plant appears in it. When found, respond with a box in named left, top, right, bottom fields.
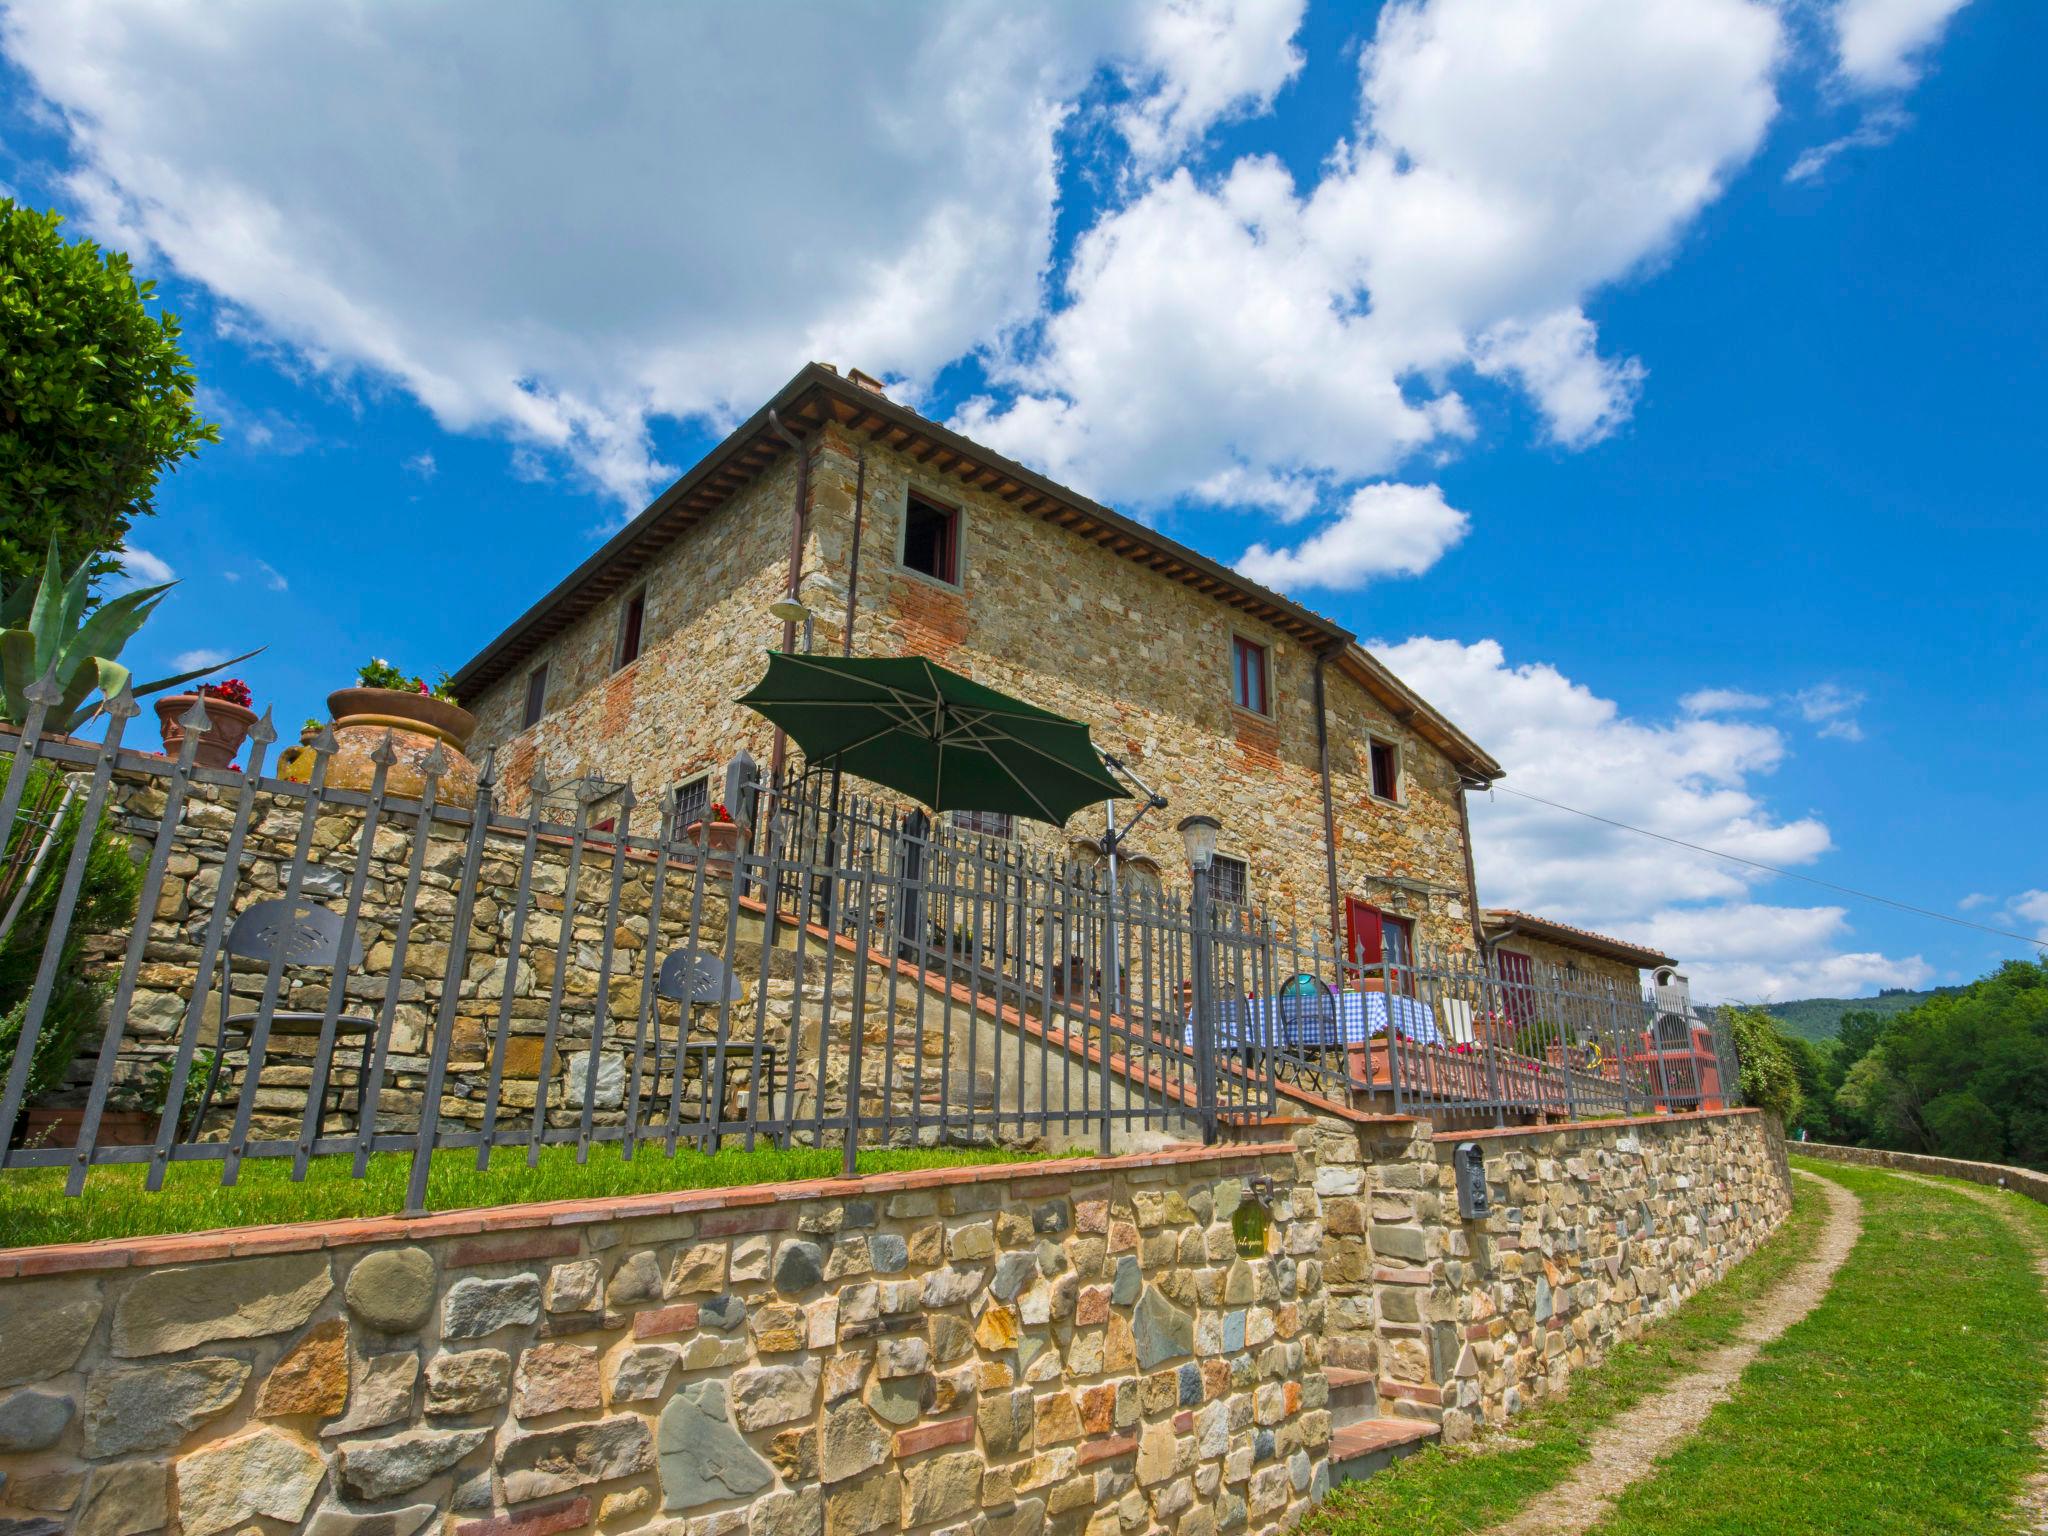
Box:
left=328, top=658, right=477, bottom=753
left=280, top=659, right=480, bottom=801
left=156, top=677, right=259, bottom=768
left=686, top=800, right=746, bottom=875
left=300, top=717, right=324, bottom=747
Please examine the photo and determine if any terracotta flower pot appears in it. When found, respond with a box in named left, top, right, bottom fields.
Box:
left=156, top=693, right=258, bottom=769
left=325, top=687, right=478, bottom=752
left=277, top=688, right=482, bottom=802
left=686, top=818, right=747, bottom=875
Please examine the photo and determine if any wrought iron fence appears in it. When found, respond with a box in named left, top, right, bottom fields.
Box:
left=1255, top=920, right=1741, bottom=1123
left=0, top=699, right=1271, bottom=1211
left=0, top=689, right=1740, bottom=1213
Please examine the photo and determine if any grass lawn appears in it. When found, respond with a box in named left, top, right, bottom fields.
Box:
left=1304, top=1169, right=1834, bottom=1536
left=1587, top=1160, right=2047, bottom=1535
left=0, top=1141, right=1059, bottom=1248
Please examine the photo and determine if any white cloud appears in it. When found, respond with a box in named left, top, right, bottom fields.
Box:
left=1377, top=635, right=1925, bottom=1001
left=1472, top=310, right=1645, bottom=449
left=171, top=647, right=232, bottom=673
left=1957, top=892, right=1991, bottom=911
left=1786, top=102, right=1911, bottom=184
left=1681, top=687, right=1771, bottom=714
left=1791, top=682, right=1865, bottom=741
left=1192, top=464, right=1322, bottom=523
left=404, top=451, right=437, bottom=481
left=113, top=546, right=175, bottom=587
left=2009, top=890, right=2048, bottom=944
left=1831, top=0, right=1972, bottom=93
left=1642, top=904, right=1930, bottom=1001
left=961, top=0, right=1783, bottom=507
left=1114, top=0, right=1307, bottom=170
left=1236, top=482, right=1469, bottom=591
left=253, top=560, right=288, bottom=593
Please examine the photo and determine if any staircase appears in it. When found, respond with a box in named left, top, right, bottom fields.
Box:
left=1325, top=1366, right=1440, bottom=1483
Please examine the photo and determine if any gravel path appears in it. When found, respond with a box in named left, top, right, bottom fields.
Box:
left=1881, top=1170, right=2048, bottom=1534
left=1472, top=1168, right=1863, bottom=1536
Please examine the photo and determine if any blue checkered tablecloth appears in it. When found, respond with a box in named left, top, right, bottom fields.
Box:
left=1198, top=990, right=1442, bottom=1050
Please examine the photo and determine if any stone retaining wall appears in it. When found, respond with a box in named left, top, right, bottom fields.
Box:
left=1362, top=1109, right=1789, bottom=1437
left=0, top=1145, right=1326, bottom=1536
left=1796, top=1141, right=2048, bottom=1204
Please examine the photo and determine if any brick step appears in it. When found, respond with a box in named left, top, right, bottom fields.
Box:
left=1323, top=1366, right=1379, bottom=1426
left=1327, top=1417, right=1440, bottom=1484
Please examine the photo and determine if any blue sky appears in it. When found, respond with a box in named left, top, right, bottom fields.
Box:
left=1, top=0, right=2039, bottom=1000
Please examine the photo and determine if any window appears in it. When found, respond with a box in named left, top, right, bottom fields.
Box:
left=1210, top=854, right=1249, bottom=906
left=1231, top=636, right=1269, bottom=715
left=902, top=493, right=960, bottom=585
left=1369, top=739, right=1399, bottom=801
left=674, top=774, right=711, bottom=829
left=951, top=808, right=1013, bottom=839
left=616, top=588, right=647, bottom=670
left=522, top=664, right=548, bottom=730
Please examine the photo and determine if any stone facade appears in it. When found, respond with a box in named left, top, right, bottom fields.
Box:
left=0, top=1145, right=1329, bottom=1536
left=1481, top=931, right=1648, bottom=999
left=464, top=421, right=1490, bottom=959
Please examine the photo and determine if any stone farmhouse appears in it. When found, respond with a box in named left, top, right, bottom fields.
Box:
left=450, top=362, right=1508, bottom=964
left=1480, top=909, right=1675, bottom=997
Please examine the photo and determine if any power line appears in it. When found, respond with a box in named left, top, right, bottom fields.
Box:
left=1489, top=784, right=2048, bottom=951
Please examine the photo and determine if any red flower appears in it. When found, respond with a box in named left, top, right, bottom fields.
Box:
left=710, top=801, right=733, bottom=824
left=198, top=678, right=253, bottom=708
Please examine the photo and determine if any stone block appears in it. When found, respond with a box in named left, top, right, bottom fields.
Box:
left=322, top=1351, right=419, bottom=1438
left=0, top=1278, right=102, bottom=1387
left=499, top=1414, right=654, bottom=1503
left=75, top=1460, right=169, bottom=1536
left=426, top=1349, right=512, bottom=1416
left=442, top=1275, right=542, bottom=1340
left=175, top=1426, right=325, bottom=1536
left=658, top=1381, right=774, bottom=1510
left=0, top=1389, right=73, bottom=1453
left=83, top=1357, right=249, bottom=1457
left=112, top=1255, right=331, bottom=1357
left=731, top=1360, right=821, bottom=1432
left=256, top=1317, right=350, bottom=1418
left=345, top=1248, right=437, bottom=1333
left=336, top=1426, right=490, bottom=1499
left=513, top=1342, right=603, bottom=1417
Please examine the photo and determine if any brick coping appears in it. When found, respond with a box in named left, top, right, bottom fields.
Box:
left=1446, top=1106, right=1763, bottom=1145
left=0, top=1140, right=1295, bottom=1279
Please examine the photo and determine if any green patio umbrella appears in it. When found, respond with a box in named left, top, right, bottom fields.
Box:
left=737, top=651, right=1130, bottom=826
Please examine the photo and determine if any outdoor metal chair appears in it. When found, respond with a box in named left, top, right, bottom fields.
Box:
left=646, top=947, right=777, bottom=1122
left=185, top=898, right=376, bottom=1139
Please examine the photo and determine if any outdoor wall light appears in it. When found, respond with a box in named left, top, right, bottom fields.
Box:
left=768, top=597, right=813, bottom=626
left=1176, top=813, right=1221, bottom=871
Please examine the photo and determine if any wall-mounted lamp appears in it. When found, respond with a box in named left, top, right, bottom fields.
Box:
left=768, top=597, right=813, bottom=627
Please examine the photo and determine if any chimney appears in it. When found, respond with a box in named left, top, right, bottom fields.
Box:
left=848, top=368, right=888, bottom=397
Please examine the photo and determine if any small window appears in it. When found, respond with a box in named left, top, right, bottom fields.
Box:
left=522, top=664, right=548, bottom=730
left=616, top=588, right=647, bottom=670
left=674, top=774, right=711, bottom=829
left=1231, top=636, right=1269, bottom=715
left=1369, top=739, right=1399, bottom=801
left=902, top=494, right=960, bottom=585
left=1210, top=854, right=1249, bottom=907
left=951, top=808, right=1013, bottom=839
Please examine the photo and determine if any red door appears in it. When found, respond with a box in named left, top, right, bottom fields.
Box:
left=1344, top=897, right=1382, bottom=973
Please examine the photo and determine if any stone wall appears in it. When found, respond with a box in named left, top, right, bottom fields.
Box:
left=0, top=1145, right=1327, bottom=1536
left=1362, top=1110, right=1789, bottom=1436
left=464, top=423, right=1484, bottom=958
left=1797, top=1141, right=2048, bottom=1204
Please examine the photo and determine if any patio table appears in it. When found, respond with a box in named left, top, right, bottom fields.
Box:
left=1196, top=990, right=1443, bottom=1050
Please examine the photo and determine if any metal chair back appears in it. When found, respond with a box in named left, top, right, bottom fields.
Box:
left=223, top=898, right=366, bottom=971
left=656, top=947, right=743, bottom=1007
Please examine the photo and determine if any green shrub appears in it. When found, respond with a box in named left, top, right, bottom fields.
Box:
left=1721, top=1004, right=1804, bottom=1125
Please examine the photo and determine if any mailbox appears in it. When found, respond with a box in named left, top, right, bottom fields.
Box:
left=1453, top=1142, right=1490, bottom=1220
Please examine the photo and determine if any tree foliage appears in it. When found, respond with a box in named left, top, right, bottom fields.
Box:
left=1721, top=1004, right=1804, bottom=1126
left=0, top=201, right=218, bottom=589
left=1836, top=960, right=2048, bottom=1169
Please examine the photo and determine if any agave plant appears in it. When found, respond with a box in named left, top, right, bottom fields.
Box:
left=0, top=541, right=261, bottom=735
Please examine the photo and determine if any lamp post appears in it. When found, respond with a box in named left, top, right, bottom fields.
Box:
left=1178, top=814, right=1222, bottom=1144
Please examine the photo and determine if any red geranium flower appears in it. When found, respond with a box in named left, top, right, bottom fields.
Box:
left=198, top=678, right=253, bottom=708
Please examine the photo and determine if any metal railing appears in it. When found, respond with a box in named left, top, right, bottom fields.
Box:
left=1255, top=920, right=1741, bottom=1123
left=0, top=702, right=1270, bottom=1209
left=0, top=688, right=1739, bottom=1211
